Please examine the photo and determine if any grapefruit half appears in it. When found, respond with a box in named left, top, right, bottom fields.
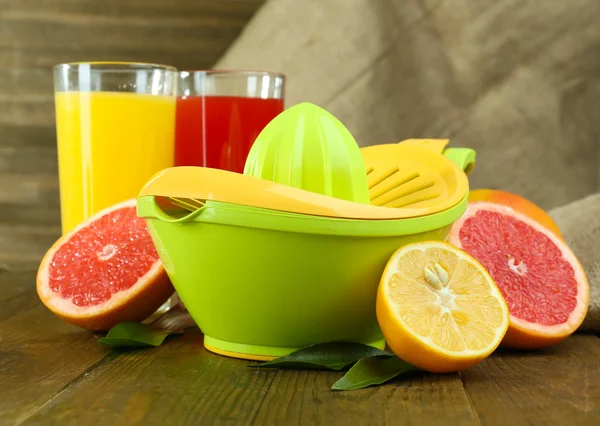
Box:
left=37, top=199, right=174, bottom=331
left=448, top=202, right=589, bottom=349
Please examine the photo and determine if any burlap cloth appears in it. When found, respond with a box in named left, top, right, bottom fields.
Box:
left=216, top=0, right=600, bottom=331
left=550, top=194, right=600, bottom=331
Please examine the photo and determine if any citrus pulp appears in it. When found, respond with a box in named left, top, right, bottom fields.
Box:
left=448, top=202, right=589, bottom=349
left=377, top=241, right=509, bottom=373
left=468, top=189, right=563, bottom=238
left=37, top=199, right=173, bottom=331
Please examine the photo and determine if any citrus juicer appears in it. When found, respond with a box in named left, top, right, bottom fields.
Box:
left=141, top=164, right=469, bottom=220
left=161, top=142, right=474, bottom=219
left=165, top=107, right=474, bottom=219
left=243, top=102, right=370, bottom=204
left=136, top=103, right=476, bottom=360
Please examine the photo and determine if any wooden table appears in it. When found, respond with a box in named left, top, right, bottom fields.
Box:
left=1, top=267, right=599, bottom=426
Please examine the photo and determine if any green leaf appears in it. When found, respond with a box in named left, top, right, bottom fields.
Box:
left=254, top=342, right=393, bottom=371
left=98, top=322, right=172, bottom=348
left=331, top=356, right=420, bottom=391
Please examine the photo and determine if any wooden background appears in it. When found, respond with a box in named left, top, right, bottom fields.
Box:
left=0, top=0, right=264, bottom=267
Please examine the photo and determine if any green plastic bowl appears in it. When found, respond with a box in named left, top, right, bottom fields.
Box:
left=136, top=195, right=468, bottom=360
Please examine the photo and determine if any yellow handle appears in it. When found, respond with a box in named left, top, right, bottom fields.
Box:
left=397, top=139, right=476, bottom=175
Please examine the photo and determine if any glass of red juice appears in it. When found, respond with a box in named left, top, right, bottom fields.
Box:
left=175, top=70, right=285, bottom=172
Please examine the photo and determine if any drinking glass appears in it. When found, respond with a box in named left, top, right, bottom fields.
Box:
left=175, top=70, right=285, bottom=172
left=53, top=62, right=178, bottom=234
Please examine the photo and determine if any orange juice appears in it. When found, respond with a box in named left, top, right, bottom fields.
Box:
left=55, top=91, right=175, bottom=234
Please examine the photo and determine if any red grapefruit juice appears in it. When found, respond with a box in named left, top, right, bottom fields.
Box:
left=175, top=95, right=284, bottom=172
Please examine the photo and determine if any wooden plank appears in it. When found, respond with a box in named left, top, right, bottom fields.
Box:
left=0, top=145, right=57, bottom=175
left=0, top=223, right=60, bottom=267
left=0, top=271, right=111, bottom=424
left=21, top=330, right=278, bottom=425
left=0, top=0, right=264, bottom=33
left=461, top=334, right=600, bottom=426
left=0, top=69, right=50, bottom=98
left=0, top=172, right=60, bottom=237
left=0, top=271, right=474, bottom=426
left=2, top=267, right=599, bottom=424
left=0, top=270, right=40, bottom=322
left=0, top=173, right=58, bottom=206
left=0, top=0, right=265, bottom=230
left=0, top=0, right=262, bottom=16
left=0, top=0, right=265, bottom=231
left=0, top=0, right=265, bottom=127
left=251, top=369, right=478, bottom=426
left=0, top=125, right=57, bottom=148
left=0, top=204, right=61, bottom=229
left=0, top=126, right=61, bottom=229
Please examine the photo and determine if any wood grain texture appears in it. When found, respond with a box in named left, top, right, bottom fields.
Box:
left=0, top=0, right=265, bottom=263
left=0, top=270, right=39, bottom=321
left=0, top=271, right=110, bottom=425
left=0, top=223, right=60, bottom=267
left=17, top=332, right=480, bottom=426
left=1, top=270, right=600, bottom=425
left=0, top=0, right=265, bottom=126
left=461, top=335, right=600, bottom=426
left=22, top=330, right=278, bottom=426
left=217, top=0, right=600, bottom=210
left=252, top=369, right=478, bottom=426
left=0, top=125, right=62, bottom=239
left=0, top=270, right=477, bottom=426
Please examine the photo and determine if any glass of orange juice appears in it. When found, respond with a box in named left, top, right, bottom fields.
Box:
left=53, top=62, right=177, bottom=234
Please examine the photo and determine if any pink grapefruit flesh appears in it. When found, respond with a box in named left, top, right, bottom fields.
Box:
left=448, top=202, right=589, bottom=349
left=468, top=189, right=563, bottom=239
left=37, top=199, right=174, bottom=331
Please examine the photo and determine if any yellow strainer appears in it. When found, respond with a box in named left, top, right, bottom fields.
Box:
left=361, top=139, right=475, bottom=209
left=139, top=145, right=472, bottom=220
